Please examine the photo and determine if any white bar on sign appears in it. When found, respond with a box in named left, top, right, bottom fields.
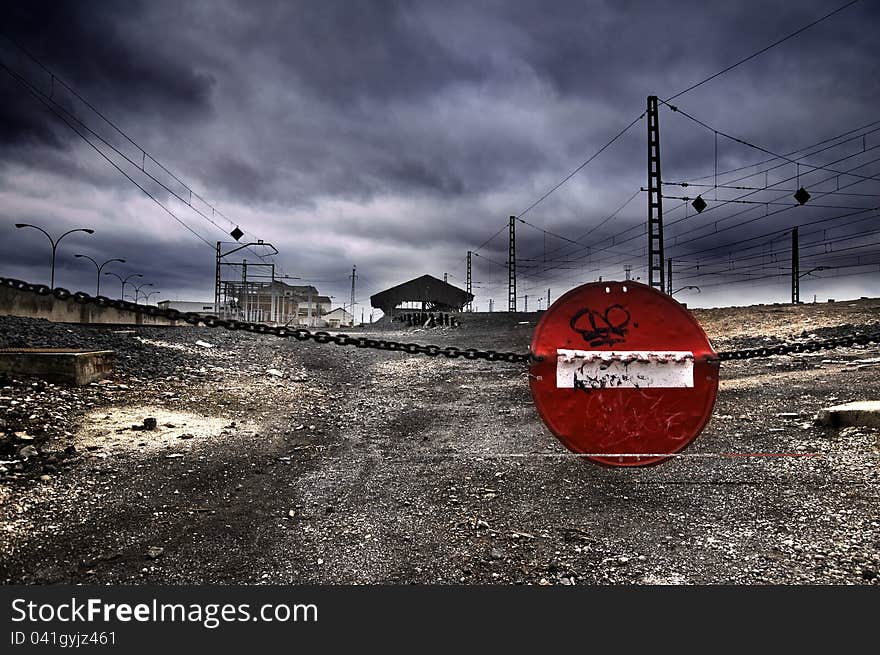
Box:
left=556, top=349, right=694, bottom=389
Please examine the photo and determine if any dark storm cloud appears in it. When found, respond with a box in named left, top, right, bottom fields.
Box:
left=1, top=222, right=215, bottom=300
left=0, top=0, right=877, bottom=310
left=209, top=154, right=268, bottom=200
left=0, top=0, right=215, bottom=148
left=261, top=2, right=488, bottom=104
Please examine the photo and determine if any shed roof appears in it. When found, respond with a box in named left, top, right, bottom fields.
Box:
left=370, top=274, right=472, bottom=312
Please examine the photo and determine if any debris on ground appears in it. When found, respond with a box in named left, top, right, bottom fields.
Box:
left=0, top=298, right=878, bottom=585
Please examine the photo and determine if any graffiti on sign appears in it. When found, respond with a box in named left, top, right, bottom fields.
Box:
left=568, top=304, right=636, bottom=347
left=529, top=281, right=719, bottom=466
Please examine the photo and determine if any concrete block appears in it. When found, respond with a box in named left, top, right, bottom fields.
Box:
left=0, top=348, right=115, bottom=385
left=816, top=401, right=880, bottom=428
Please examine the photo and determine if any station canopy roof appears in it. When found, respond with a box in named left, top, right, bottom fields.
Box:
left=370, top=274, right=473, bottom=314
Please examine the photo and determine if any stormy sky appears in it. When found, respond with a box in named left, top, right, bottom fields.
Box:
left=1, top=0, right=878, bottom=315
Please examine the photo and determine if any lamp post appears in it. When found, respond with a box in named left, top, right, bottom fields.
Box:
left=141, top=289, right=161, bottom=305
left=74, top=255, right=125, bottom=296
left=672, top=286, right=701, bottom=296
left=130, top=282, right=153, bottom=304
left=15, top=224, right=94, bottom=289
left=104, top=272, right=143, bottom=300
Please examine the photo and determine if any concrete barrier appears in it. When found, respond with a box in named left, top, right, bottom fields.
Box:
left=816, top=401, right=880, bottom=428
left=0, top=348, right=115, bottom=384
left=0, top=284, right=188, bottom=326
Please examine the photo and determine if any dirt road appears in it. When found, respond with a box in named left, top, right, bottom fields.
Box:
left=1, top=298, right=878, bottom=584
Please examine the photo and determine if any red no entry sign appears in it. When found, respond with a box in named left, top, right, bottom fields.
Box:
left=529, top=281, right=719, bottom=467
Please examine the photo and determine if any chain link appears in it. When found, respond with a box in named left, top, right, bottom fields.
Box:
left=717, top=328, right=880, bottom=361
left=0, top=277, right=533, bottom=365
left=3, top=276, right=879, bottom=364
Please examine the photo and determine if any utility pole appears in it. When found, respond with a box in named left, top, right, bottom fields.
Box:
left=466, top=251, right=472, bottom=312
left=667, top=258, right=673, bottom=295
left=624, top=264, right=632, bottom=281
left=489, top=298, right=494, bottom=313
left=215, top=242, right=222, bottom=313
left=214, top=239, right=278, bottom=318
left=791, top=227, right=799, bottom=304
left=547, top=288, right=550, bottom=309
left=350, top=265, right=357, bottom=319
left=242, top=260, right=248, bottom=321
left=508, top=215, right=516, bottom=312
left=524, top=295, right=529, bottom=312
left=444, top=272, right=448, bottom=283
left=646, top=96, right=665, bottom=291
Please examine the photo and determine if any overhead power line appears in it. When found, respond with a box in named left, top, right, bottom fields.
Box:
left=665, top=183, right=880, bottom=198
left=674, top=230, right=880, bottom=283
left=1, top=60, right=214, bottom=248
left=516, top=122, right=880, bottom=276
left=661, top=100, right=880, bottom=184
left=664, top=148, right=880, bottom=236
left=468, top=111, right=646, bottom=263
left=517, top=150, right=878, bottom=285
left=472, top=252, right=508, bottom=269
left=470, top=222, right=509, bottom=256
left=665, top=0, right=862, bottom=101
left=666, top=120, right=880, bottom=185
left=515, top=112, right=646, bottom=220
left=0, top=33, right=249, bottom=235
left=0, top=34, right=279, bottom=267
left=468, top=0, right=864, bottom=281
left=536, top=189, right=643, bottom=263
left=676, top=256, right=880, bottom=291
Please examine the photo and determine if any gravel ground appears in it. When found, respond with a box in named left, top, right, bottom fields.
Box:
left=1, top=297, right=879, bottom=585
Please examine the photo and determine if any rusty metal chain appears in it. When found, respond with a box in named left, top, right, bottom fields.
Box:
left=3, top=276, right=879, bottom=364
left=716, top=329, right=880, bottom=361
left=0, top=277, right=532, bottom=364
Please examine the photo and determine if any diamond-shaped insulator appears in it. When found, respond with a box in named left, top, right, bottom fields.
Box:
left=230, top=226, right=244, bottom=241
left=794, top=187, right=811, bottom=205
left=692, top=196, right=707, bottom=213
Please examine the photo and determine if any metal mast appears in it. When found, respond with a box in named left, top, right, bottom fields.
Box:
left=350, top=266, right=357, bottom=319
left=508, top=216, right=516, bottom=312
left=214, top=242, right=222, bottom=313
left=647, top=96, right=665, bottom=291
left=791, top=227, right=799, bottom=304
left=466, top=251, right=473, bottom=312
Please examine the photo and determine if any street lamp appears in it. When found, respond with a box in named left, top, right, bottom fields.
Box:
left=141, top=289, right=161, bottom=305
left=74, top=255, right=125, bottom=296
left=15, top=224, right=94, bottom=289
left=672, top=286, right=701, bottom=296
left=104, top=271, right=143, bottom=300
left=130, top=282, right=153, bottom=304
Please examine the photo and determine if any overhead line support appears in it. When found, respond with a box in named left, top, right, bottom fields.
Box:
left=791, top=227, right=800, bottom=304
left=508, top=216, right=517, bottom=312
left=466, top=251, right=473, bottom=312
left=647, top=95, right=666, bottom=292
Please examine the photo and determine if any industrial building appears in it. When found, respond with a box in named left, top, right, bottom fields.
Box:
left=323, top=307, right=354, bottom=328
left=216, top=280, right=332, bottom=326
left=370, top=275, right=472, bottom=317
left=157, top=300, right=217, bottom=314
